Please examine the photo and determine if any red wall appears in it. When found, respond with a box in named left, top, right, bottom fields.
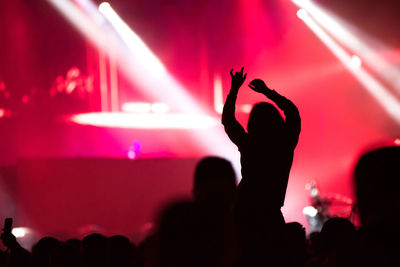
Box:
left=17, top=157, right=198, bottom=241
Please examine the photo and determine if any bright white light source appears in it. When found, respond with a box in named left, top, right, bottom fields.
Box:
left=122, top=102, right=151, bottom=113
left=127, top=150, right=136, bottom=159
left=303, top=206, right=318, bottom=217
left=394, top=138, right=400, bottom=146
left=297, top=9, right=308, bottom=20
left=70, top=112, right=219, bottom=129
left=98, top=2, right=110, bottom=12
left=12, top=227, right=30, bottom=238
left=151, top=102, right=169, bottom=113
left=351, top=55, right=362, bottom=68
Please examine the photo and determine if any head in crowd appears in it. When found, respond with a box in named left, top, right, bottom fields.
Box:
left=354, top=145, right=400, bottom=231
left=193, top=156, right=236, bottom=208
left=156, top=201, right=224, bottom=267
left=319, top=217, right=356, bottom=251
left=82, top=233, right=108, bottom=267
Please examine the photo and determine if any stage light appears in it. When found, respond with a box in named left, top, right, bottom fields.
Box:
left=121, top=102, right=170, bottom=113
left=0, top=108, right=5, bottom=118
left=394, top=138, right=400, bottom=146
left=291, top=0, right=400, bottom=92
left=55, top=0, right=241, bottom=175
left=127, top=150, right=136, bottom=160
left=297, top=9, right=307, bottom=20
left=70, top=112, right=219, bottom=129
left=296, top=11, right=400, bottom=123
left=127, top=141, right=141, bottom=159
left=122, top=102, right=152, bottom=113
left=12, top=227, right=30, bottom=238
left=98, top=3, right=166, bottom=77
left=47, top=0, right=107, bottom=50
left=98, top=2, right=110, bottom=12
left=151, top=102, right=169, bottom=113
left=303, top=206, right=318, bottom=217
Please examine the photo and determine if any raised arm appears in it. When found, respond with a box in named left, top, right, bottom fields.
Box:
left=222, top=67, right=247, bottom=146
left=249, top=79, right=301, bottom=148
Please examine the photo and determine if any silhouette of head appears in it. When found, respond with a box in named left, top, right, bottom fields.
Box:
left=354, top=146, right=400, bottom=230
left=193, top=156, right=236, bottom=207
left=82, top=233, right=108, bottom=267
left=285, top=222, right=307, bottom=266
left=58, top=239, right=81, bottom=267
left=32, top=237, right=61, bottom=267
left=285, top=222, right=306, bottom=244
left=320, top=217, right=356, bottom=249
left=157, top=201, right=223, bottom=267
left=108, top=235, right=135, bottom=267
left=247, top=102, right=284, bottom=137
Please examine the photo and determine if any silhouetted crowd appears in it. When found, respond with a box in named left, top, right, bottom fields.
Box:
left=1, top=68, right=400, bottom=267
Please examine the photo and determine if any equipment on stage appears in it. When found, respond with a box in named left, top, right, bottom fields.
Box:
left=303, top=180, right=355, bottom=232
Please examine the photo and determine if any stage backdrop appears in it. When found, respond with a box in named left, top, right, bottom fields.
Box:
left=17, top=157, right=198, bottom=241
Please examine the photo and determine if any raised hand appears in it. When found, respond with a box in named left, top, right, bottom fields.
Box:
left=230, top=67, right=247, bottom=90
left=248, top=79, right=271, bottom=94
left=1, top=231, right=17, bottom=249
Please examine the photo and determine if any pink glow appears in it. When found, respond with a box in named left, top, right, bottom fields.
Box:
left=70, top=112, right=219, bottom=129
left=127, top=150, right=136, bottom=160
left=21, top=95, right=29, bottom=104
left=0, top=108, right=5, bottom=118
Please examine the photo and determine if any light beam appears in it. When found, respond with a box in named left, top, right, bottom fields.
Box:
left=296, top=9, right=400, bottom=123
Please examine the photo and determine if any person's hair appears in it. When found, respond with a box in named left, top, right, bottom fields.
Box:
left=194, top=156, right=236, bottom=188
left=193, top=156, right=236, bottom=204
left=354, top=145, right=400, bottom=228
left=157, top=201, right=223, bottom=267
left=320, top=217, right=356, bottom=248
left=247, top=102, right=284, bottom=137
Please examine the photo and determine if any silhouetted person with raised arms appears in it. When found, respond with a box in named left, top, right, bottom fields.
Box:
left=222, top=67, right=301, bottom=209
left=222, top=67, right=301, bottom=266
